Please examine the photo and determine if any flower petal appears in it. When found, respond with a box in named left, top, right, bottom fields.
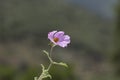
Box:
left=57, top=35, right=70, bottom=47
left=64, top=35, right=70, bottom=42
left=54, top=31, right=64, bottom=38
left=48, top=30, right=57, bottom=41
left=57, top=41, right=69, bottom=48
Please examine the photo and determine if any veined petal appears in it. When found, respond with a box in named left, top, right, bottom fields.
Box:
left=48, top=30, right=57, bottom=41
left=57, top=41, right=69, bottom=48
left=63, top=35, right=70, bottom=43
left=64, top=35, right=70, bottom=41
left=54, top=31, right=64, bottom=38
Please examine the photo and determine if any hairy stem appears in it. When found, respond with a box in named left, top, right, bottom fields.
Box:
left=47, top=46, right=54, bottom=70
left=37, top=46, right=54, bottom=80
left=47, top=63, right=52, bottom=71
left=49, top=46, right=54, bottom=57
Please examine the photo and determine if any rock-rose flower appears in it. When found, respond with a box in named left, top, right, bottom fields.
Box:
left=48, top=30, right=70, bottom=48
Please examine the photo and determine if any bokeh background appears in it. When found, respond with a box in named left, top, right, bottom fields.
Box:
left=0, top=0, right=120, bottom=80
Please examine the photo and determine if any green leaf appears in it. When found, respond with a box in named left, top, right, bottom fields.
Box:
left=40, top=64, right=52, bottom=79
left=43, top=50, right=49, bottom=56
left=34, top=77, right=38, bottom=80
left=42, top=50, right=53, bottom=63
left=41, top=70, right=52, bottom=79
left=53, top=62, right=68, bottom=68
left=41, top=64, right=45, bottom=71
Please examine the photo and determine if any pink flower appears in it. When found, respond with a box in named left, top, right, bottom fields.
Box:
left=48, top=30, right=70, bottom=48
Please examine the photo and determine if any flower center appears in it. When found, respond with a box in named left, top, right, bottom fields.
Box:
left=53, top=37, right=59, bottom=42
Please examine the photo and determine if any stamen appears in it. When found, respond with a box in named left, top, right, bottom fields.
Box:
left=53, top=37, right=59, bottom=42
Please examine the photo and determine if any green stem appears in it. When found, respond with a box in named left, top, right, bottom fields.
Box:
left=47, top=63, right=52, bottom=71
left=37, top=46, right=54, bottom=80
left=38, top=76, right=42, bottom=80
left=47, top=46, right=54, bottom=70
left=49, top=46, right=54, bottom=57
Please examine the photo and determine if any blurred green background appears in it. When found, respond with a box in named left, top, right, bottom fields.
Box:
left=0, top=0, right=120, bottom=80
